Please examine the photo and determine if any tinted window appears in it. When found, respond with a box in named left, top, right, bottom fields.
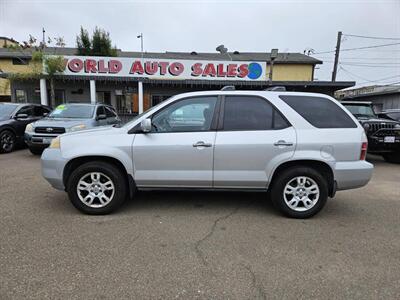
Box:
left=385, top=112, right=400, bottom=121
left=96, top=106, right=106, bottom=116
left=33, top=106, right=50, bottom=117
left=223, top=96, right=289, bottom=131
left=17, top=105, right=34, bottom=117
left=280, top=96, right=357, bottom=129
left=152, top=97, right=217, bottom=132
left=105, top=107, right=116, bottom=118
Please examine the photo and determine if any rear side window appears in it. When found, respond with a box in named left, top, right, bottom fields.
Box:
left=223, top=96, right=290, bottom=131
left=280, top=95, right=357, bottom=128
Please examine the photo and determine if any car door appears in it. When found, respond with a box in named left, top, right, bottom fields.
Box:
left=132, top=96, right=218, bottom=188
left=213, top=95, right=296, bottom=189
left=13, top=105, right=36, bottom=138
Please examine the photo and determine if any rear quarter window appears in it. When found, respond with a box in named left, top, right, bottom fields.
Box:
left=280, top=95, right=357, bottom=129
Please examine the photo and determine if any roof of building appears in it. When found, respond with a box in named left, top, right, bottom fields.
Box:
left=337, top=85, right=400, bottom=99
left=0, top=47, right=322, bottom=64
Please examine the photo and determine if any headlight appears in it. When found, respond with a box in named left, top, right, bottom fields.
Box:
left=363, top=123, right=370, bottom=131
left=49, top=137, right=60, bottom=149
left=68, top=124, right=86, bottom=132
left=25, top=123, right=33, bottom=133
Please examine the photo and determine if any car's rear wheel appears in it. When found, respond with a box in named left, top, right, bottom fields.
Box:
left=270, top=167, right=328, bottom=218
left=29, top=147, right=44, bottom=155
left=382, top=153, right=400, bottom=164
left=0, top=130, right=16, bottom=154
left=66, top=161, right=127, bottom=214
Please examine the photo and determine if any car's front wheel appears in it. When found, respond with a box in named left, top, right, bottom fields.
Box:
left=382, top=153, right=400, bottom=164
left=0, top=130, right=16, bottom=154
left=29, top=147, right=44, bottom=155
left=66, top=161, right=127, bottom=214
left=270, top=167, right=328, bottom=218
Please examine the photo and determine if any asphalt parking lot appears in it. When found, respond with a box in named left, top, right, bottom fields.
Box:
left=0, top=150, right=399, bottom=299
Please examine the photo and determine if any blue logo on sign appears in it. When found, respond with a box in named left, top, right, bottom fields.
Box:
left=247, top=62, right=262, bottom=80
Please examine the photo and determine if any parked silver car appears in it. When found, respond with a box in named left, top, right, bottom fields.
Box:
left=25, top=103, right=120, bottom=155
left=41, top=90, right=373, bottom=218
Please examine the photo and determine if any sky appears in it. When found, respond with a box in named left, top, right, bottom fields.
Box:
left=0, top=0, right=399, bottom=87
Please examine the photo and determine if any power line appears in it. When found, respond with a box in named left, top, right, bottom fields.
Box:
left=314, top=42, right=400, bottom=55
left=358, top=75, right=400, bottom=85
left=344, top=34, right=400, bottom=41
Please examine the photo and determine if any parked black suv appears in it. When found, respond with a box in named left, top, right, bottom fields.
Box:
left=342, top=101, right=400, bottom=163
left=0, top=103, right=51, bottom=153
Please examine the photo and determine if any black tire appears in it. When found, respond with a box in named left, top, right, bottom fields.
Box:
left=382, top=153, right=400, bottom=164
left=66, top=161, right=127, bottom=215
left=270, top=167, right=328, bottom=219
left=0, top=130, right=16, bottom=154
left=29, top=147, right=44, bottom=155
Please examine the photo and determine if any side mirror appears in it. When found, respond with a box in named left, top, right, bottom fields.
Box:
left=140, top=118, right=152, bottom=133
left=96, top=114, right=107, bottom=120
left=15, top=113, right=28, bottom=120
left=43, top=112, right=48, bottom=117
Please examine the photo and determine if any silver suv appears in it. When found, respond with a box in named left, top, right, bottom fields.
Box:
left=41, top=90, right=373, bottom=218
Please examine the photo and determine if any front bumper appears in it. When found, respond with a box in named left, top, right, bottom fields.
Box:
left=334, top=160, right=374, bottom=191
left=25, top=132, right=60, bottom=149
left=41, top=148, right=68, bottom=191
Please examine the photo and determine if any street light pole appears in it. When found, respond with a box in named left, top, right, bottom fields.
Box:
left=269, top=48, right=279, bottom=82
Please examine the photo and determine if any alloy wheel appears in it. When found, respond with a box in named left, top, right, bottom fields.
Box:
left=1, top=132, right=14, bottom=152
left=283, top=176, right=320, bottom=212
left=76, top=172, right=115, bottom=208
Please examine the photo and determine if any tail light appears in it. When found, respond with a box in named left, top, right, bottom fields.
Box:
left=360, top=142, right=368, bottom=160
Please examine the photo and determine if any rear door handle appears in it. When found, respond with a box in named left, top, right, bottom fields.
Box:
left=274, top=140, right=293, bottom=147
left=193, top=141, right=212, bottom=148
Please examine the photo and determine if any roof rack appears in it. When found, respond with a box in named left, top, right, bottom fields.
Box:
left=221, top=86, right=235, bottom=91
left=265, top=86, right=286, bottom=91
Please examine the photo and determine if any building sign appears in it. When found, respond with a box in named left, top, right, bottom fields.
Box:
left=62, top=56, right=266, bottom=81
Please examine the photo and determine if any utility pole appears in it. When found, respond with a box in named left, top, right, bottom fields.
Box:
left=42, top=28, right=46, bottom=49
left=331, top=31, right=342, bottom=82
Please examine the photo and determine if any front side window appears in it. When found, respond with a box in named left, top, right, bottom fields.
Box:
left=105, top=107, right=116, bottom=118
left=33, top=106, right=50, bottom=117
left=280, top=96, right=357, bottom=129
left=223, top=96, right=289, bottom=131
left=48, top=104, right=95, bottom=119
left=152, top=97, right=217, bottom=133
left=16, top=105, right=34, bottom=117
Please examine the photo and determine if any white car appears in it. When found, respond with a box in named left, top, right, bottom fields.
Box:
left=41, top=90, right=373, bottom=218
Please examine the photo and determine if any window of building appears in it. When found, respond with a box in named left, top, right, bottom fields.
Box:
left=223, top=96, right=289, bottom=131
left=280, top=95, right=357, bottom=129
left=12, top=58, right=30, bottom=65
left=96, top=91, right=111, bottom=105
left=15, top=90, right=27, bottom=103
left=152, top=96, right=217, bottom=132
left=152, top=95, right=171, bottom=106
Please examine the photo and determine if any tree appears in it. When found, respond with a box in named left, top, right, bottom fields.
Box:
left=76, top=26, right=117, bottom=57
left=5, top=35, right=66, bottom=106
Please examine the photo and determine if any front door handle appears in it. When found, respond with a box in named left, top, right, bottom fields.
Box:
left=193, top=141, right=212, bottom=148
left=274, top=140, right=293, bottom=147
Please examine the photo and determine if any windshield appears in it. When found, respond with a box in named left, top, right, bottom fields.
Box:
left=48, top=104, right=95, bottom=119
left=343, top=104, right=376, bottom=118
left=0, top=104, right=17, bottom=118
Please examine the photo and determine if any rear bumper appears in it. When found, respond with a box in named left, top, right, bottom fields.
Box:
left=41, top=148, right=67, bottom=191
left=334, top=160, right=374, bottom=191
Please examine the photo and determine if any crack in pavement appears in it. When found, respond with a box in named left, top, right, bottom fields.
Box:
left=243, top=264, right=266, bottom=300
left=194, top=206, right=240, bottom=268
